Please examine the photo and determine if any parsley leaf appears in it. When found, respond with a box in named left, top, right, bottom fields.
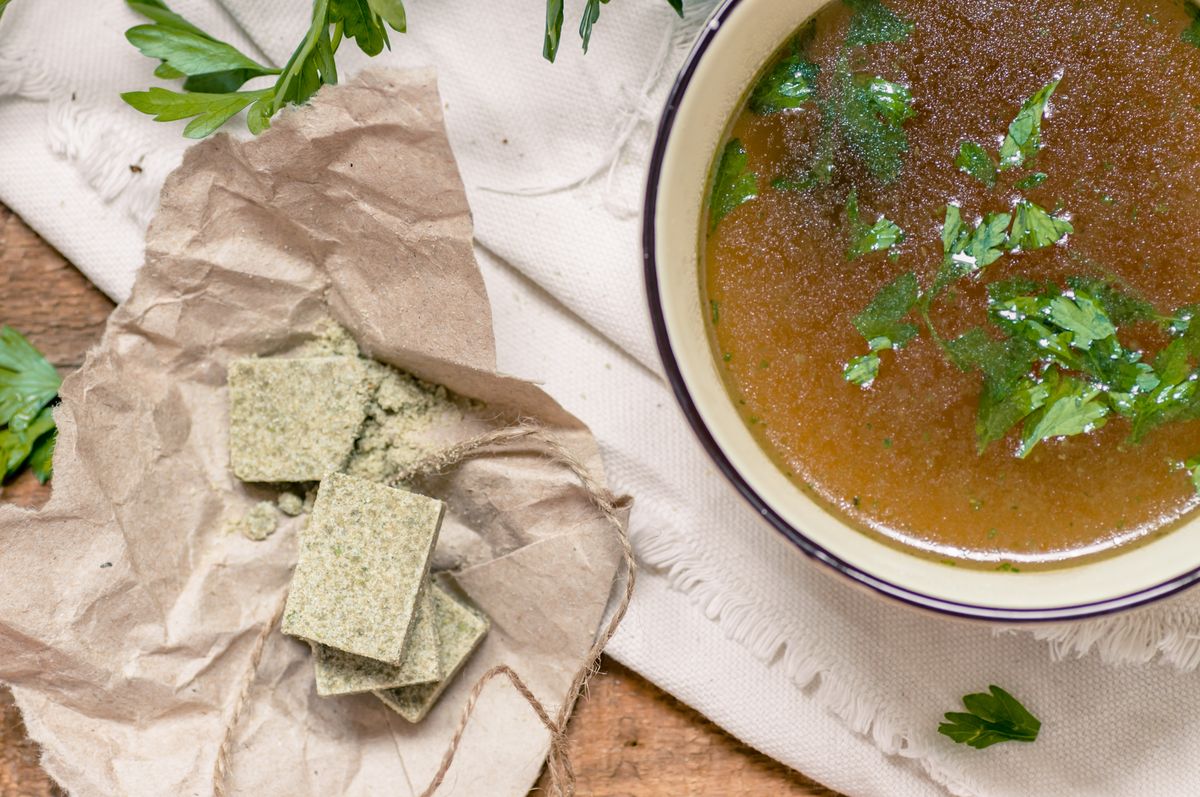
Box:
left=0, top=327, right=61, bottom=433
left=839, top=67, right=914, bottom=183
left=709, top=139, right=759, bottom=232
left=546, top=0, right=681, bottom=61
left=846, top=190, right=905, bottom=260
left=947, top=329, right=1037, bottom=402
left=0, top=407, right=56, bottom=484
left=125, top=23, right=278, bottom=91
left=1018, top=368, right=1109, bottom=457
left=843, top=0, right=914, bottom=46
left=844, top=272, right=919, bottom=386
left=121, top=87, right=273, bottom=139
left=999, top=78, right=1060, bottom=170
left=544, top=0, right=565, bottom=61
left=976, top=376, right=1050, bottom=452
left=775, top=2, right=914, bottom=188
left=1008, top=199, right=1072, bottom=251
left=939, top=685, right=1041, bottom=749
left=750, top=57, right=819, bottom=115
left=579, top=0, right=607, bottom=54
left=1014, top=172, right=1048, bottom=191
left=27, top=425, right=56, bottom=485
left=0, top=327, right=60, bottom=482
left=931, top=206, right=1011, bottom=296
left=750, top=43, right=820, bottom=114
left=844, top=353, right=881, bottom=386
left=1065, top=277, right=1156, bottom=326
left=955, top=141, right=997, bottom=187
left=853, top=271, right=920, bottom=346
left=1184, top=2, right=1200, bottom=48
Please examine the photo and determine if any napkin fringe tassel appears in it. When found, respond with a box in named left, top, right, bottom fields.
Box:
left=0, top=44, right=177, bottom=232
left=1011, top=609, right=1200, bottom=670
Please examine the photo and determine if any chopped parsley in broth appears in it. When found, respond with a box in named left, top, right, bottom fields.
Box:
left=702, top=0, right=1200, bottom=567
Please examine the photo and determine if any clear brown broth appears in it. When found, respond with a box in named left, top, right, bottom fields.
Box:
left=703, top=0, right=1200, bottom=566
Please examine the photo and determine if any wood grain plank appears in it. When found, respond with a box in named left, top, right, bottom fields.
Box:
left=0, top=203, right=839, bottom=796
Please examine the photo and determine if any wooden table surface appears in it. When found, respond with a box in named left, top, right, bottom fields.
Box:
left=0, top=204, right=841, bottom=796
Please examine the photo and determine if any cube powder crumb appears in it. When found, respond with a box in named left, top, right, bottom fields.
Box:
left=375, top=581, right=489, bottom=723
left=282, top=472, right=444, bottom=663
left=240, top=501, right=278, bottom=541
left=228, top=357, right=371, bottom=482
left=312, top=587, right=442, bottom=696
left=277, top=492, right=304, bottom=516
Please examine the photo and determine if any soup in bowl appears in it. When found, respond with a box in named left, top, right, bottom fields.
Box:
left=644, top=0, right=1200, bottom=618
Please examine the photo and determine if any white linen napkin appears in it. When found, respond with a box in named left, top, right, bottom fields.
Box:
left=4, top=2, right=1200, bottom=795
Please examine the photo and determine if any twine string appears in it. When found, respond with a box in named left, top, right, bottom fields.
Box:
left=212, top=420, right=635, bottom=797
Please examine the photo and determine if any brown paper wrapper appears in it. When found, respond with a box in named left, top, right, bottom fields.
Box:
left=0, top=67, right=622, bottom=797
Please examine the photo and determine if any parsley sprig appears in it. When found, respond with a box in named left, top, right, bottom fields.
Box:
left=0, top=327, right=60, bottom=484
left=124, top=0, right=683, bottom=138
left=957, top=78, right=1060, bottom=186
left=939, top=685, right=1041, bottom=749
left=765, top=0, right=916, bottom=190
left=709, top=139, right=759, bottom=231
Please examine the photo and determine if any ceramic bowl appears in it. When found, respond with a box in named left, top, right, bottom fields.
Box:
left=642, top=0, right=1200, bottom=620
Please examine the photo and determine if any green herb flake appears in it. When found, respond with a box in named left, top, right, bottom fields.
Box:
left=1008, top=199, right=1072, bottom=251
left=939, top=685, right=1041, bottom=749
left=375, top=581, right=489, bottom=723
left=1014, top=172, right=1048, bottom=190
left=931, top=207, right=1011, bottom=296
left=839, top=68, right=914, bottom=184
left=1018, top=369, right=1109, bottom=458
left=1186, top=455, right=1200, bottom=494
left=282, top=473, right=444, bottom=664
left=976, top=376, right=1050, bottom=453
left=999, top=78, right=1060, bottom=170
left=1064, top=276, right=1156, bottom=325
left=0, top=327, right=61, bottom=434
left=852, top=272, right=920, bottom=348
left=844, top=272, right=919, bottom=387
left=846, top=190, right=905, bottom=260
left=228, top=501, right=279, bottom=541
left=710, top=299, right=720, bottom=325
left=844, top=353, right=881, bottom=386
left=0, top=327, right=61, bottom=482
left=0, top=406, right=57, bottom=484
left=1183, top=2, right=1200, bottom=48
left=749, top=54, right=820, bottom=115
left=709, top=139, right=759, bottom=232
left=843, top=0, right=914, bottom=46
left=955, top=141, right=997, bottom=187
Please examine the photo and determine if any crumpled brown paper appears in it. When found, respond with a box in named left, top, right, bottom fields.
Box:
left=0, top=67, right=623, bottom=797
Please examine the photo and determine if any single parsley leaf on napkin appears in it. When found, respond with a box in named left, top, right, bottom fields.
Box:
left=939, top=685, right=1041, bottom=749
left=709, top=139, right=759, bottom=231
left=0, top=327, right=60, bottom=483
